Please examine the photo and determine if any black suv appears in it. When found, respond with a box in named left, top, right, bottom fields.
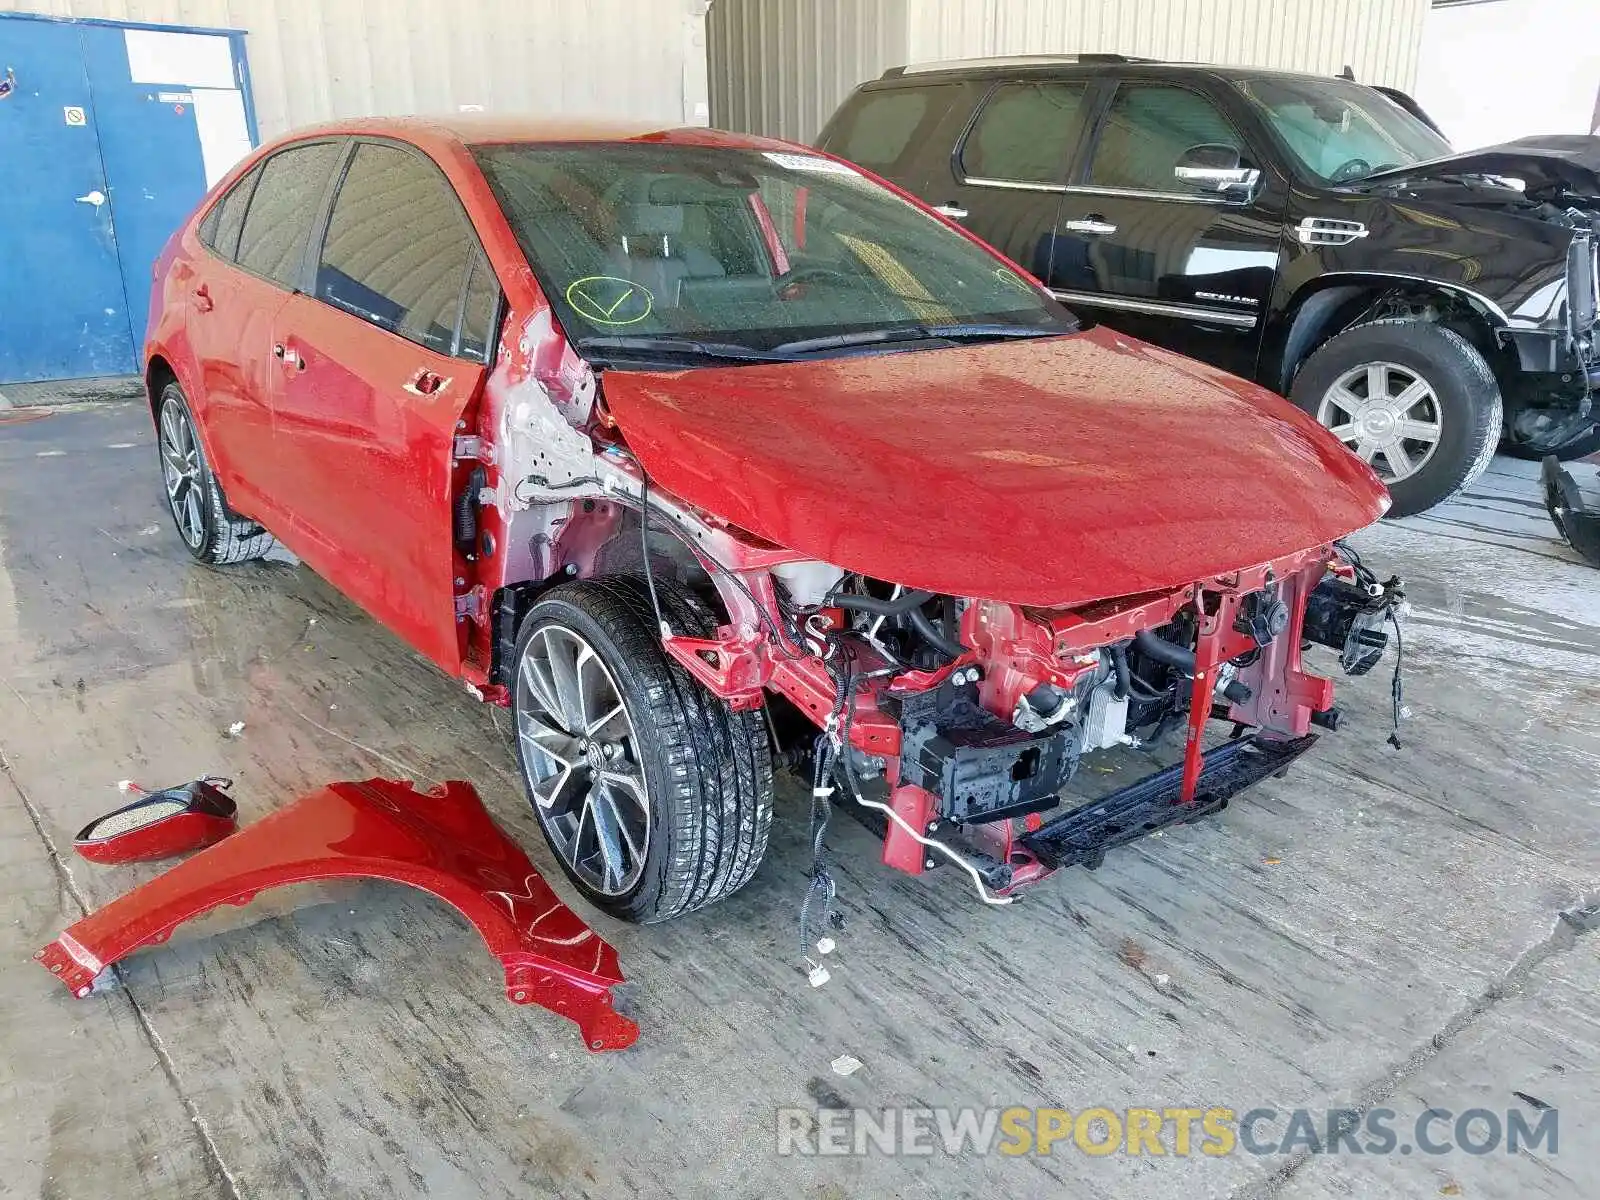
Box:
left=819, top=55, right=1600, bottom=516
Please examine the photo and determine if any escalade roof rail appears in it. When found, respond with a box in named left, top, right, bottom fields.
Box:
left=884, top=52, right=1156, bottom=77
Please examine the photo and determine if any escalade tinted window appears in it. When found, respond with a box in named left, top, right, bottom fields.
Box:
left=198, top=162, right=261, bottom=261
left=1088, top=85, right=1245, bottom=195
left=236, top=142, right=341, bottom=287
left=961, top=81, right=1090, bottom=183
left=316, top=142, right=477, bottom=355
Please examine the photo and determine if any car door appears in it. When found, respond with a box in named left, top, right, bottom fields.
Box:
left=268, top=139, right=498, bottom=673
left=1052, top=78, right=1287, bottom=380
left=920, top=76, right=1097, bottom=287
left=184, top=141, right=344, bottom=517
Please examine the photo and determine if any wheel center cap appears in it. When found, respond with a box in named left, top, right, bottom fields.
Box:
left=1361, top=408, right=1397, bottom=440
left=583, top=740, right=606, bottom=772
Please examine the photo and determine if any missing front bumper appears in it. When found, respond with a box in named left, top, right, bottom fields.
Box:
left=1018, top=733, right=1319, bottom=871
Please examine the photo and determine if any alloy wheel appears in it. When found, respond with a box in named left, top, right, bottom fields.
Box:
left=1316, top=361, right=1443, bottom=484
left=515, top=624, right=650, bottom=896
left=159, top=401, right=206, bottom=548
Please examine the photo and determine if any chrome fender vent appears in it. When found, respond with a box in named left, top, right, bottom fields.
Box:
left=1296, top=217, right=1369, bottom=246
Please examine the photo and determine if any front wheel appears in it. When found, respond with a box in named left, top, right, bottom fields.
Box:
left=1289, top=319, right=1502, bottom=518
left=511, top=577, right=773, bottom=923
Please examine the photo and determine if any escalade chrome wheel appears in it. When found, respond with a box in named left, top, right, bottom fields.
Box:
left=1315, top=361, right=1443, bottom=485
left=1290, top=318, right=1501, bottom=519
left=510, top=578, right=774, bottom=923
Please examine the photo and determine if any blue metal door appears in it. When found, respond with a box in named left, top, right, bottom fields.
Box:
left=0, top=15, right=255, bottom=386
left=0, top=18, right=137, bottom=383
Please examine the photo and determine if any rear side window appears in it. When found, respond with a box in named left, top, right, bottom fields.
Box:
left=961, top=81, right=1091, bottom=184
left=316, top=142, right=479, bottom=356
left=1088, top=84, right=1246, bottom=194
left=236, top=142, right=342, bottom=287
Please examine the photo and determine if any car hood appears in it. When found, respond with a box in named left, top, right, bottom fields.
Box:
left=1361, top=135, right=1600, bottom=200
left=600, top=327, right=1389, bottom=608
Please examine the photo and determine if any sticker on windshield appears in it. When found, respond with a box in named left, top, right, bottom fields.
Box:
left=565, top=276, right=654, bottom=326
left=761, top=152, right=859, bottom=176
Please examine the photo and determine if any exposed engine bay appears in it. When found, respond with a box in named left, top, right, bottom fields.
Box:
left=460, top=321, right=1405, bottom=910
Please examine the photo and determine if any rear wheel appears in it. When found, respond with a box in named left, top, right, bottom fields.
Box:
left=1289, top=319, right=1501, bottom=518
left=511, top=577, right=773, bottom=923
left=156, top=383, right=277, bottom=565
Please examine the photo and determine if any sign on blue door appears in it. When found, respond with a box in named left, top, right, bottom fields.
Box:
left=0, top=14, right=255, bottom=385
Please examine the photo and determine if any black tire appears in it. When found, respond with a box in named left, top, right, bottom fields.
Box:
left=155, top=383, right=278, bottom=565
left=510, top=576, right=774, bottom=923
left=1288, top=319, right=1501, bottom=518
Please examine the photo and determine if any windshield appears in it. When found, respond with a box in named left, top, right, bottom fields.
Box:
left=472, top=142, right=1072, bottom=360
left=1232, top=76, right=1451, bottom=185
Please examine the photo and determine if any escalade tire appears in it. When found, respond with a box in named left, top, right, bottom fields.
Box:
left=511, top=577, right=773, bottom=923
left=156, top=383, right=279, bottom=565
left=1289, top=319, right=1501, bottom=518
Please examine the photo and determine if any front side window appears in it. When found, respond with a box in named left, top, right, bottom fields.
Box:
left=961, top=81, right=1091, bottom=184
left=235, top=141, right=341, bottom=287
left=473, top=142, right=1070, bottom=359
left=1233, top=75, right=1451, bottom=185
left=1088, top=85, right=1246, bottom=195
left=316, top=142, right=479, bottom=355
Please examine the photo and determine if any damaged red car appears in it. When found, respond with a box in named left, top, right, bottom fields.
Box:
left=144, top=117, right=1402, bottom=923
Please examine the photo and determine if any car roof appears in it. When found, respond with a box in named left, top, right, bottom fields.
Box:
left=257, top=114, right=804, bottom=155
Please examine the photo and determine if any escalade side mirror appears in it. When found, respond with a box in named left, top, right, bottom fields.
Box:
left=1174, top=143, right=1261, bottom=202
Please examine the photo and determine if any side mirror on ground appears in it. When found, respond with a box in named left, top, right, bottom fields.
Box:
left=1174, top=143, right=1261, bottom=201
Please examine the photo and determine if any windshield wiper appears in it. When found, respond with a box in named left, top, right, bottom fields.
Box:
left=577, top=335, right=795, bottom=363
left=770, top=324, right=1065, bottom=355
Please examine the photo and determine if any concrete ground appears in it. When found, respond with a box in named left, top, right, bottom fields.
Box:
left=1, top=401, right=1597, bottom=1200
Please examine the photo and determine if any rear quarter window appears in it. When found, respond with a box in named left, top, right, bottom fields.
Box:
left=198, top=162, right=262, bottom=261
left=819, top=85, right=955, bottom=177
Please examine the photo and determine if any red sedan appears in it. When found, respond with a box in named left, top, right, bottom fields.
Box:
left=144, top=116, right=1398, bottom=923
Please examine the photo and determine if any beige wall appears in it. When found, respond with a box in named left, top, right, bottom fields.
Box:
left=711, top=0, right=1431, bottom=143
left=10, top=0, right=713, bottom=141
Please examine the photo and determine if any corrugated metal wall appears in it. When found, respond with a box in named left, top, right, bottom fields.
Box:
left=707, top=0, right=909, bottom=148
left=710, top=0, right=1431, bottom=143
left=9, top=0, right=712, bottom=141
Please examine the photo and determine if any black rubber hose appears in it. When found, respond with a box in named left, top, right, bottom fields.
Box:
left=828, top=588, right=936, bottom=616
left=1133, top=628, right=1196, bottom=676
left=904, top=604, right=967, bottom=661
left=1109, top=642, right=1132, bottom=699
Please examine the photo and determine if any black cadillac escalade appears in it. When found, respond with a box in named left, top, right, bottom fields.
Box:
left=818, top=55, right=1600, bottom=516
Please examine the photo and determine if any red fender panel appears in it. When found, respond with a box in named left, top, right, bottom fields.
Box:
left=37, top=779, right=638, bottom=1052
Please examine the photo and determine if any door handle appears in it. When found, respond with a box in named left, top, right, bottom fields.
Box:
left=194, top=284, right=214, bottom=313
left=75, top=189, right=107, bottom=208
left=931, top=203, right=969, bottom=220
left=1062, top=217, right=1118, bottom=235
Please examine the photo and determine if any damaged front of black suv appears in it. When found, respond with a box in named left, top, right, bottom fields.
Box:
left=1359, top=137, right=1600, bottom=456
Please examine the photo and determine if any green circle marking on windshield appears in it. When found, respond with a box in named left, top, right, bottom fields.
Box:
left=566, top=276, right=654, bottom=326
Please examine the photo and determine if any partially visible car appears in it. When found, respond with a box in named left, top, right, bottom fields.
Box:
left=818, top=54, right=1600, bottom=517
left=143, top=116, right=1399, bottom=924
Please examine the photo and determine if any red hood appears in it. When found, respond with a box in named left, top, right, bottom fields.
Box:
left=600, top=327, right=1388, bottom=607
